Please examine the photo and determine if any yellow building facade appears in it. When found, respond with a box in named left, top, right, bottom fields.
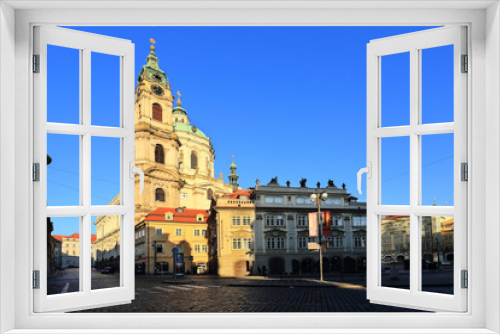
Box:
left=215, top=190, right=255, bottom=276
left=135, top=207, right=211, bottom=274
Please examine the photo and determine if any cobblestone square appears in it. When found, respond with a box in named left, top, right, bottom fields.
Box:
left=53, top=269, right=428, bottom=313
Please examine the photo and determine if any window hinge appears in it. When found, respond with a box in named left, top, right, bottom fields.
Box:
left=461, top=270, right=468, bottom=289
left=33, top=163, right=40, bottom=182
left=461, top=162, right=468, bottom=181
left=461, top=54, right=468, bottom=73
left=33, top=270, right=40, bottom=289
left=33, top=54, right=40, bottom=73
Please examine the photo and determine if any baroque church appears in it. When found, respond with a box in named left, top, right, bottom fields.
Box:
left=133, top=39, right=237, bottom=223
left=93, top=39, right=239, bottom=271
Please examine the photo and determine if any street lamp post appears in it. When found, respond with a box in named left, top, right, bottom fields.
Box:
left=310, top=191, right=328, bottom=282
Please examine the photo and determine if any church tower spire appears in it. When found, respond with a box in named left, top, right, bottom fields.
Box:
left=228, top=155, right=239, bottom=192
left=134, top=38, right=181, bottom=224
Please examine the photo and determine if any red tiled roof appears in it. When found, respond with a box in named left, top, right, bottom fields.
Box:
left=52, top=233, right=97, bottom=241
left=145, top=207, right=210, bottom=223
left=221, top=189, right=253, bottom=199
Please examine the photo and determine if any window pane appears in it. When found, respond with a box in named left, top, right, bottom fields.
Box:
left=47, top=45, right=80, bottom=124
left=381, top=215, right=410, bottom=290
left=381, top=52, right=410, bottom=127
left=92, top=215, right=120, bottom=290
left=421, top=133, right=454, bottom=206
left=47, top=216, right=80, bottom=295
left=421, top=216, right=454, bottom=294
left=91, top=136, right=121, bottom=205
left=47, top=133, right=80, bottom=206
left=421, top=45, right=454, bottom=124
left=381, top=136, right=410, bottom=205
left=91, top=52, right=121, bottom=127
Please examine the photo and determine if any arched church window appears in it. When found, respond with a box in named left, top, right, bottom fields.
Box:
left=191, top=151, right=198, bottom=170
left=207, top=189, right=213, bottom=200
left=155, top=144, right=164, bottom=164
left=152, top=103, right=162, bottom=122
left=155, top=188, right=165, bottom=202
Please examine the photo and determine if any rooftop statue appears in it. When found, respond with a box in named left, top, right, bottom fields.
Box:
left=300, top=178, right=307, bottom=188
left=269, top=176, right=278, bottom=184
left=328, top=179, right=336, bottom=187
left=342, top=183, right=346, bottom=190
left=286, top=180, right=291, bottom=187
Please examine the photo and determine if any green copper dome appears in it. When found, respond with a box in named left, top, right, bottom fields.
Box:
left=173, top=92, right=187, bottom=115
left=173, top=123, right=209, bottom=140
left=137, top=40, right=168, bottom=86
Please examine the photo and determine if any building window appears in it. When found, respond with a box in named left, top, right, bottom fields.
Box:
left=156, top=244, right=163, bottom=253
left=202, top=230, right=207, bottom=237
left=333, top=198, right=342, bottom=205
left=274, top=197, right=283, bottom=203
left=328, top=237, right=344, bottom=248
left=175, top=244, right=183, bottom=252
left=325, top=198, right=333, bottom=204
left=265, top=197, right=273, bottom=203
left=232, top=238, right=252, bottom=250
left=276, top=215, right=284, bottom=226
left=155, top=188, right=165, bottom=202
left=305, top=198, right=313, bottom=204
left=331, top=216, right=343, bottom=226
left=154, top=144, right=164, bottom=164
left=266, top=237, right=285, bottom=250
left=194, top=229, right=200, bottom=237
left=242, top=216, right=251, bottom=225
left=152, top=103, right=162, bottom=122
left=297, top=216, right=308, bottom=226
left=175, top=229, right=182, bottom=236
left=155, top=228, right=162, bottom=236
left=298, top=237, right=308, bottom=249
left=191, top=151, right=198, bottom=169
left=354, top=236, right=366, bottom=248
left=232, top=238, right=242, bottom=250
left=266, top=215, right=274, bottom=226
left=181, top=193, right=187, bottom=200
left=194, top=245, right=201, bottom=253
left=296, top=197, right=305, bottom=204
left=232, top=216, right=241, bottom=226
left=353, top=217, right=367, bottom=226
left=202, top=245, right=208, bottom=253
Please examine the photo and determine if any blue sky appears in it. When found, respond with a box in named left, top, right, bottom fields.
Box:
left=47, top=26, right=454, bottom=235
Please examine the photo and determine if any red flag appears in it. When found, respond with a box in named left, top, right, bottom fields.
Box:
left=322, top=212, right=331, bottom=236
left=308, top=212, right=318, bottom=237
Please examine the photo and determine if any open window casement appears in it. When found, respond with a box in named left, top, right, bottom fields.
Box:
left=33, top=26, right=137, bottom=312
left=365, top=26, right=467, bottom=312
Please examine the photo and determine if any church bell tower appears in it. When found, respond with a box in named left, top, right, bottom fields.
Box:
left=134, top=39, right=181, bottom=223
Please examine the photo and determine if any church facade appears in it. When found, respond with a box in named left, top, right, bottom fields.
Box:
left=94, top=40, right=236, bottom=272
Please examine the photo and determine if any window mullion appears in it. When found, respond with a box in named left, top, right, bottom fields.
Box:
left=81, top=47, right=92, bottom=294
left=409, top=47, right=420, bottom=294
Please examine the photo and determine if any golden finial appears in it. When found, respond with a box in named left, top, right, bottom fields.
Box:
left=176, top=90, right=182, bottom=107
left=232, top=155, right=235, bottom=163
left=150, top=38, right=156, bottom=51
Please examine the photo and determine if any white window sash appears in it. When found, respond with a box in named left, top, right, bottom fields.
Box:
left=33, top=26, right=135, bottom=313
left=366, top=26, right=467, bottom=312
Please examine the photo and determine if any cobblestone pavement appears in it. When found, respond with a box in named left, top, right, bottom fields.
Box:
left=48, top=268, right=120, bottom=295
left=76, top=275, right=425, bottom=313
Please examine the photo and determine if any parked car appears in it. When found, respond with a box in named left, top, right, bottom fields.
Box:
left=101, top=267, right=115, bottom=274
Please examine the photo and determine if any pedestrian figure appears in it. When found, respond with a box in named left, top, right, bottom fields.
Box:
left=258, top=266, right=262, bottom=275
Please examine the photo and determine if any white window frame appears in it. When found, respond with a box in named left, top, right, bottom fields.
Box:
left=155, top=228, right=162, bottom=236
left=1, top=2, right=498, bottom=334
left=175, top=228, right=182, bottom=236
left=366, top=26, right=467, bottom=312
left=194, top=229, right=200, bottom=236
left=232, top=215, right=241, bottom=226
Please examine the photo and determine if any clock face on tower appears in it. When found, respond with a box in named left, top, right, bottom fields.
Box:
left=151, top=84, right=164, bottom=96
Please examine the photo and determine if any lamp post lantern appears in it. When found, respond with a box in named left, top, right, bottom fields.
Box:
left=310, top=191, right=328, bottom=282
